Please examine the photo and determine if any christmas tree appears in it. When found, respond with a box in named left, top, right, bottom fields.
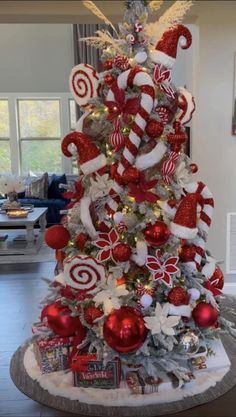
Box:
left=31, top=0, right=235, bottom=400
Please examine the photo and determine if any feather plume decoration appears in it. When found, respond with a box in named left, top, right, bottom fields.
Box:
left=82, top=1, right=117, bottom=35
left=149, top=1, right=164, bottom=12
left=145, top=0, right=193, bottom=43
left=80, top=30, right=121, bottom=53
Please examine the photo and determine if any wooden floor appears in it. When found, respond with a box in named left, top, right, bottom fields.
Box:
left=0, top=261, right=236, bottom=417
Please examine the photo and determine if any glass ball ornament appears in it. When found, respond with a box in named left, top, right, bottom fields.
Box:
left=178, top=330, right=200, bottom=355
left=144, top=221, right=170, bottom=246
left=140, top=293, right=153, bottom=308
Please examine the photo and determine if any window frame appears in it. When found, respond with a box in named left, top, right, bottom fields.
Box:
left=0, top=93, right=75, bottom=176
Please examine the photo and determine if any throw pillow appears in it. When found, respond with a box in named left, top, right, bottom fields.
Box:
left=48, top=174, right=67, bottom=199
left=26, top=172, right=49, bottom=199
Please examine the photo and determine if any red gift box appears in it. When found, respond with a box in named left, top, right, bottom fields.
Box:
left=33, top=335, right=73, bottom=374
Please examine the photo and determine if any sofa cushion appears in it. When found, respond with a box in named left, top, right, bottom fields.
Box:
left=25, top=172, right=49, bottom=199
left=48, top=174, right=67, bottom=199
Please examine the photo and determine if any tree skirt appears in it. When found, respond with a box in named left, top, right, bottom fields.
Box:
left=10, top=333, right=236, bottom=417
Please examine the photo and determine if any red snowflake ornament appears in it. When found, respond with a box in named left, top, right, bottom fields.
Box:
left=146, top=251, right=179, bottom=287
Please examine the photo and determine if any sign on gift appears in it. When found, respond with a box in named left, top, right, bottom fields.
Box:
left=73, top=357, right=121, bottom=389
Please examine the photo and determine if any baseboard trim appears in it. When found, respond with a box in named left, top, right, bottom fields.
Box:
left=223, top=283, right=236, bottom=295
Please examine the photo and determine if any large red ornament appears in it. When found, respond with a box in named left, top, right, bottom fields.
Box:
left=209, top=265, right=224, bottom=290
left=192, top=302, right=219, bottom=328
left=45, top=225, right=70, bottom=249
left=122, top=166, right=140, bottom=184
left=112, top=243, right=132, bottom=262
left=179, top=244, right=197, bottom=262
left=145, top=119, right=164, bottom=139
left=144, top=221, right=170, bottom=246
left=42, top=301, right=86, bottom=339
left=103, top=306, right=147, bottom=353
left=167, top=287, right=189, bottom=306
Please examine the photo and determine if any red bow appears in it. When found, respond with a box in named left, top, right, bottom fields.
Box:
left=128, top=173, right=159, bottom=203
left=93, top=229, right=119, bottom=262
left=63, top=180, right=84, bottom=209
left=153, top=64, right=175, bottom=99
left=105, top=82, right=139, bottom=124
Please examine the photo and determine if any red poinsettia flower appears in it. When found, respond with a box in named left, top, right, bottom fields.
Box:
left=63, top=179, right=84, bottom=209
left=146, top=251, right=179, bottom=287
left=93, top=228, right=119, bottom=262
left=104, top=82, right=139, bottom=124
left=204, top=280, right=222, bottom=297
left=128, top=172, right=159, bottom=203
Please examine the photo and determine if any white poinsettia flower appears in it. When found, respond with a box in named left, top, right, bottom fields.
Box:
left=89, top=174, right=113, bottom=201
left=93, top=275, right=128, bottom=315
left=174, top=161, right=192, bottom=188
left=144, top=303, right=180, bottom=336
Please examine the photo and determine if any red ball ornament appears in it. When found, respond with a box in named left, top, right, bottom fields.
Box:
left=45, top=225, right=70, bottom=249
left=84, top=305, right=103, bottom=325
left=167, top=287, right=189, bottom=306
left=75, top=232, right=88, bottom=251
left=192, top=302, right=219, bottom=328
left=103, top=59, right=113, bottom=70
left=42, top=301, right=86, bottom=339
left=104, top=74, right=115, bottom=86
left=103, top=306, right=147, bottom=353
left=209, top=265, right=224, bottom=290
left=112, top=243, right=132, bottom=262
left=145, top=119, right=164, bottom=139
left=144, top=221, right=170, bottom=246
left=179, top=244, right=197, bottom=262
left=190, top=163, right=198, bottom=173
left=122, top=166, right=140, bottom=184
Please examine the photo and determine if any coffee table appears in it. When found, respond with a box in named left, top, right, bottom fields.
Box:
left=0, top=207, right=47, bottom=255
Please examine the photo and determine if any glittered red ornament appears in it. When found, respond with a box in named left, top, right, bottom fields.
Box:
left=179, top=244, right=197, bottom=262
left=144, top=221, right=170, bottom=246
left=104, top=74, right=115, bottom=86
left=192, top=302, right=219, bottom=328
left=45, top=225, right=70, bottom=249
left=167, top=121, right=188, bottom=151
left=84, top=305, right=103, bottom=325
left=75, top=232, right=88, bottom=251
left=145, top=119, right=164, bottom=139
left=190, top=163, right=198, bottom=173
left=122, top=166, right=140, bottom=184
left=209, top=265, right=224, bottom=290
left=42, top=301, right=86, bottom=339
left=112, top=243, right=132, bottom=262
left=167, top=287, right=189, bottom=306
left=103, top=59, right=113, bottom=70
left=103, top=306, right=147, bottom=353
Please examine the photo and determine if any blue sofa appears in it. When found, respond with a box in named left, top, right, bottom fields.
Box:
left=18, top=174, right=69, bottom=226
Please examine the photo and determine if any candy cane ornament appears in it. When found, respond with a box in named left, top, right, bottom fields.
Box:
left=105, top=67, right=155, bottom=214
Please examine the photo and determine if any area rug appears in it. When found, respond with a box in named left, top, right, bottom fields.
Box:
left=0, top=243, right=55, bottom=264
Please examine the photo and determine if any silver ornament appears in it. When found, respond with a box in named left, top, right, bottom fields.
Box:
left=178, top=330, right=199, bottom=355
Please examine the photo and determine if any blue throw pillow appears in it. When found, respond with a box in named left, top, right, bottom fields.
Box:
left=48, top=174, right=67, bottom=199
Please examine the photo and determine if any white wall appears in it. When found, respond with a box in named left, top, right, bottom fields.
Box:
left=0, top=24, right=73, bottom=92
left=191, top=2, right=236, bottom=282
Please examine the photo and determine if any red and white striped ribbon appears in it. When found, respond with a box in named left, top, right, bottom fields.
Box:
left=185, top=181, right=214, bottom=269
left=105, top=67, right=155, bottom=214
left=162, top=151, right=179, bottom=184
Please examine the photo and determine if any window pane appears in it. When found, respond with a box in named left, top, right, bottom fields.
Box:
left=0, top=100, right=10, bottom=138
left=69, top=99, right=77, bottom=130
left=18, top=100, right=61, bottom=138
left=21, top=140, right=61, bottom=174
left=0, top=141, right=11, bottom=173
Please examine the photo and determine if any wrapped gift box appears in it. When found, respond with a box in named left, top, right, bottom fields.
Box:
left=33, top=336, right=73, bottom=374
left=190, top=338, right=231, bottom=373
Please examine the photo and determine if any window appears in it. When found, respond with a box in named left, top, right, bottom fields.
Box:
left=17, top=99, right=62, bottom=174
left=0, top=100, right=11, bottom=173
left=69, top=99, right=77, bottom=131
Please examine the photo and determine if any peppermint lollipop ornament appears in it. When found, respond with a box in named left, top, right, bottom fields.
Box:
left=69, top=63, right=100, bottom=107
left=64, top=255, right=105, bottom=294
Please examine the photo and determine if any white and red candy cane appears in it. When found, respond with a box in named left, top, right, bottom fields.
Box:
left=177, top=87, right=196, bottom=126
left=185, top=181, right=214, bottom=269
left=105, top=67, right=155, bottom=214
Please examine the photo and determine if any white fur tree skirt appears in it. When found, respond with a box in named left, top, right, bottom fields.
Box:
left=23, top=340, right=230, bottom=407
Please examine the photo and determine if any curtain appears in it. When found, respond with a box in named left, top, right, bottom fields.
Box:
left=73, top=24, right=105, bottom=72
